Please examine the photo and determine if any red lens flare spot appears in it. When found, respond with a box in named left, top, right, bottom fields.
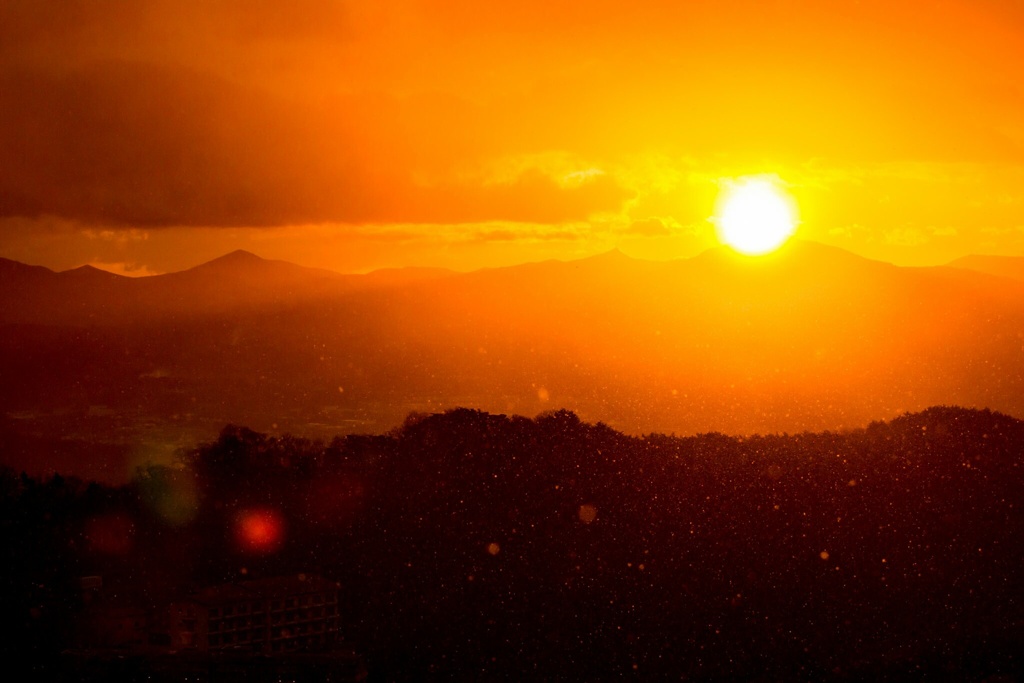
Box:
left=236, top=508, right=284, bottom=553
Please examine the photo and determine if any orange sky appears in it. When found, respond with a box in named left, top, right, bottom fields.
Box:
left=2, top=0, right=1023, bottom=274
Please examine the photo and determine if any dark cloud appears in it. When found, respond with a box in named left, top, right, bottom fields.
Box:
left=2, top=62, right=334, bottom=225
left=2, top=0, right=1021, bottom=234
left=0, top=61, right=631, bottom=227
left=0, top=1, right=354, bottom=53
left=397, top=170, right=632, bottom=225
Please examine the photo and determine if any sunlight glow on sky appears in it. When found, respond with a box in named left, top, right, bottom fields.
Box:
left=715, top=177, right=798, bottom=255
left=1, top=0, right=1023, bottom=274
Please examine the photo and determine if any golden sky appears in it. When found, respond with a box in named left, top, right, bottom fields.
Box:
left=2, top=0, right=1023, bottom=274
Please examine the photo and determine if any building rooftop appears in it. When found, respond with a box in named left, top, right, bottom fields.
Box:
left=187, top=574, right=338, bottom=606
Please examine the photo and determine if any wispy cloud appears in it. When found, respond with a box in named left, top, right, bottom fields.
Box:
left=622, top=218, right=672, bottom=237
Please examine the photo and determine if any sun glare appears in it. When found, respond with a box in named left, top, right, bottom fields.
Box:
left=715, top=177, right=798, bottom=255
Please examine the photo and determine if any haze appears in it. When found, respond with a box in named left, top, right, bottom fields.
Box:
left=4, top=4, right=1024, bottom=680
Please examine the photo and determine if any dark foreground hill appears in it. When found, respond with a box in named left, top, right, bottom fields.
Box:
left=2, top=406, right=1021, bottom=680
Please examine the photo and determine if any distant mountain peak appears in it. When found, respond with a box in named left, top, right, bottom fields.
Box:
left=947, top=254, right=1024, bottom=282
left=168, top=249, right=349, bottom=284
left=0, top=257, right=54, bottom=277
left=181, top=250, right=275, bottom=275
left=690, top=239, right=886, bottom=268
left=207, top=249, right=265, bottom=265
left=575, top=248, right=638, bottom=266
left=60, top=264, right=126, bottom=279
left=593, top=248, right=634, bottom=261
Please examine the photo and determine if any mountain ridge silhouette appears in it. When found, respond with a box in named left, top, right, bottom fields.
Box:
left=3, top=240, right=1024, bottom=465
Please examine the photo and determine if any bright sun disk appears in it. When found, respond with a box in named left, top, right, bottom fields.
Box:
left=715, top=178, right=797, bottom=255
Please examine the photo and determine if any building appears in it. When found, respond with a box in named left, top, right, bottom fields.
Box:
left=168, top=574, right=341, bottom=654
left=73, top=574, right=153, bottom=650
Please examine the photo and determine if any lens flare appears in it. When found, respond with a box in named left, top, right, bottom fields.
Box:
left=236, top=508, right=285, bottom=553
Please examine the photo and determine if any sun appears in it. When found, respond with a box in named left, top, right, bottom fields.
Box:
left=714, top=177, right=798, bottom=255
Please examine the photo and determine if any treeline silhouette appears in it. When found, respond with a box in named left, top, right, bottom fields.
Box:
left=2, top=406, right=1022, bottom=680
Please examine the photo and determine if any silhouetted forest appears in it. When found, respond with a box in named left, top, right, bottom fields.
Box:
left=2, top=406, right=1022, bottom=680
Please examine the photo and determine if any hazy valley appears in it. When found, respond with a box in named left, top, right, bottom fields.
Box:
left=3, top=243, right=1024, bottom=481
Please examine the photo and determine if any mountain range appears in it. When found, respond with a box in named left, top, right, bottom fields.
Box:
left=2, top=242, right=1024, bottom=481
